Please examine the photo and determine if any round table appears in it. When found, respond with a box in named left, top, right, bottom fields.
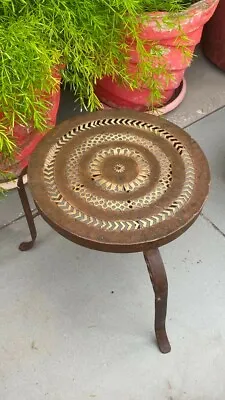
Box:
left=17, top=110, right=210, bottom=353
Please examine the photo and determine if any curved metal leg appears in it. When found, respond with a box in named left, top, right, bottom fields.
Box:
left=144, top=248, right=171, bottom=354
left=17, top=167, right=37, bottom=251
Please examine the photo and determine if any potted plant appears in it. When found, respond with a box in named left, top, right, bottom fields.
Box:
left=0, top=0, right=219, bottom=190
left=1, top=0, right=155, bottom=185
left=0, top=11, right=62, bottom=185
left=95, top=0, right=219, bottom=111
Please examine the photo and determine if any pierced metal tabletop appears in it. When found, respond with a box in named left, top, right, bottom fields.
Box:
left=28, top=110, right=210, bottom=252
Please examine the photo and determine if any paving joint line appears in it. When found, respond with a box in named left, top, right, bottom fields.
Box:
left=201, top=212, right=225, bottom=239
left=183, top=105, right=225, bottom=129
left=0, top=209, right=37, bottom=231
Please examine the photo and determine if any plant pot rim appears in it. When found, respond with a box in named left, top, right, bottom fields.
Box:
left=143, top=0, right=218, bottom=19
left=99, top=78, right=186, bottom=115
left=149, top=78, right=187, bottom=115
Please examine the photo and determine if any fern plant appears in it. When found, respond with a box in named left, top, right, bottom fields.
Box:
left=0, top=12, right=61, bottom=165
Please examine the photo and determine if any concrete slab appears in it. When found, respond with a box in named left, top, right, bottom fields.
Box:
left=186, top=107, right=225, bottom=234
left=167, top=47, right=225, bottom=128
left=1, top=52, right=225, bottom=399
left=0, top=211, right=225, bottom=399
left=0, top=187, right=35, bottom=230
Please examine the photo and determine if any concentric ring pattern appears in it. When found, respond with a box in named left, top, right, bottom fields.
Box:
left=42, top=117, right=195, bottom=232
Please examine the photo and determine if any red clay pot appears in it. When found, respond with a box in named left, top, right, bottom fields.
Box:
left=95, top=0, right=219, bottom=110
left=0, top=67, right=62, bottom=176
left=202, top=0, right=225, bottom=71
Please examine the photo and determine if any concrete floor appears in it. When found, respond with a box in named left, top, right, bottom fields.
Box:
left=1, top=49, right=225, bottom=399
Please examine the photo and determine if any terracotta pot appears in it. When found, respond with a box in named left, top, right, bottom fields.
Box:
left=202, top=0, right=225, bottom=71
left=0, top=67, right=62, bottom=177
left=100, top=78, right=187, bottom=114
left=95, top=0, right=219, bottom=110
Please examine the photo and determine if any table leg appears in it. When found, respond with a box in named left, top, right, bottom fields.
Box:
left=143, top=248, right=171, bottom=354
left=17, top=167, right=37, bottom=251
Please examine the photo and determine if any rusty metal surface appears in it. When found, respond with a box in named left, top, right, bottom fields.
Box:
left=28, top=110, right=210, bottom=252
left=144, top=248, right=171, bottom=354
left=17, top=167, right=38, bottom=251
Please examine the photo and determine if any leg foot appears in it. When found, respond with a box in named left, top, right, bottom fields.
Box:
left=144, top=248, right=171, bottom=354
left=19, top=240, right=36, bottom=252
left=17, top=167, right=37, bottom=251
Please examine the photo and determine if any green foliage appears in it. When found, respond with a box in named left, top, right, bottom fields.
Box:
left=0, top=0, right=196, bottom=168
left=141, top=0, right=198, bottom=12
left=0, top=11, right=61, bottom=162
